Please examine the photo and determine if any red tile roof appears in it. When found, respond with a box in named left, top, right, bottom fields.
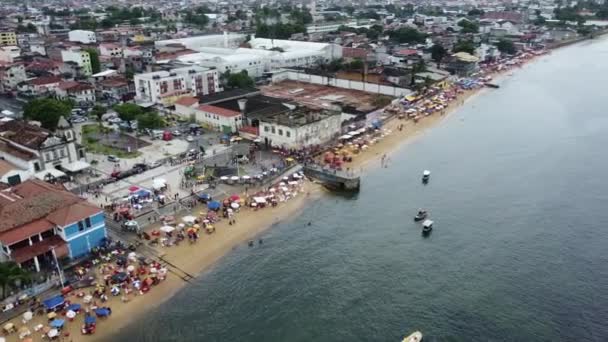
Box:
left=197, top=104, right=241, bottom=118
left=482, top=11, right=523, bottom=23
left=0, top=219, right=53, bottom=245
left=11, top=235, right=67, bottom=263
left=0, top=120, right=51, bottom=149
left=46, top=202, right=101, bottom=227
left=175, top=96, right=199, bottom=107
left=28, top=76, right=62, bottom=86
left=58, top=81, right=79, bottom=90
left=395, top=49, right=419, bottom=57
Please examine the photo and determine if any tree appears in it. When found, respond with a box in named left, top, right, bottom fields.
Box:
left=84, top=48, right=101, bottom=74
left=458, top=19, right=479, bottom=33
left=348, top=58, right=365, bottom=70
left=16, top=23, right=37, bottom=33
left=137, top=111, right=164, bottom=129
left=453, top=40, right=476, bottom=54
left=23, top=98, right=72, bottom=130
left=430, top=44, right=448, bottom=67
left=495, top=39, right=516, bottom=55
left=90, top=105, right=106, bottom=123
left=0, top=262, right=30, bottom=299
left=226, top=71, right=255, bottom=89
left=183, top=7, right=210, bottom=29
left=468, top=8, right=484, bottom=16
left=113, top=103, right=143, bottom=122
left=388, top=27, right=427, bottom=44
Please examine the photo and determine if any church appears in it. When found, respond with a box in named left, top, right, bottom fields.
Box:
left=0, top=117, right=88, bottom=185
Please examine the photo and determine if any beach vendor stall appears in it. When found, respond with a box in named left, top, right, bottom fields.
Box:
left=82, top=315, right=96, bottom=335
left=198, top=193, right=212, bottom=203
left=94, top=307, right=111, bottom=318
left=50, top=319, right=65, bottom=330
left=207, top=201, right=221, bottom=211
left=43, top=295, right=64, bottom=312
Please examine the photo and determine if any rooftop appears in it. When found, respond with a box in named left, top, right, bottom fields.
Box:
left=0, top=120, right=53, bottom=150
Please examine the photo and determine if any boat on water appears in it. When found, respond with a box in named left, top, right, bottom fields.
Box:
left=485, top=82, right=500, bottom=89
left=402, top=331, right=423, bottom=342
left=422, top=170, right=431, bottom=183
left=422, top=220, right=433, bottom=234
left=414, top=209, right=427, bottom=221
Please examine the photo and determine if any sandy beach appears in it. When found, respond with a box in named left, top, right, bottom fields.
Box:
left=0, top=52, right=540, bottom=342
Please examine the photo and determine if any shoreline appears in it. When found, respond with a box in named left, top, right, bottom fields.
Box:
left=0, top=43, right=569, bottom=342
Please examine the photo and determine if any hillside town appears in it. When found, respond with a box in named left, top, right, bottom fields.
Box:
left=0, top=0, right=606, bottom=339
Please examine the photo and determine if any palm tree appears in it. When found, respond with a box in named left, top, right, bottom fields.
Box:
left=0, top=262, right=31, bottom=299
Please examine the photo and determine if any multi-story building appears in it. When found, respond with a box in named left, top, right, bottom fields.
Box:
left=18, top=76, right=63, bottom=96
left=0, top=62, right=26, bottom=93
left=0, top=180, right=107, bottom=272
left=55, top=81, right=96, bottom=106
left=61, top=47, right=92, bottom=75
left=174, top=96, right=243, bottom=133
left=99, top=43, right=122, bottom=58
left=134, top=66, right=221, bottom=106
left=0, top=46, right=21, bottom=63
left=0, top=30, right=17, bottom=46
left=68, top=30, right=97, bottom=44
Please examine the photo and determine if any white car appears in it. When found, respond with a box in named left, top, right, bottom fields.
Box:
left=172, top=130, right=182, bottom=136
left=108, top=117, right=122, bottom=124
left=186, top=135, right=194, bottom=142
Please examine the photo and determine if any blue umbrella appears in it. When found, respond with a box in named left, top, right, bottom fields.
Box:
left=94, top=308, right=110, bottom=317
left=84, top=315, right=96, bottom=325
left=207, top=201, right=221, bottom=210
left=50, top=319, right=65, bottom=328
left=67, top=303, right=81, bottom=312
left=198, top=193, right=211, bottom=200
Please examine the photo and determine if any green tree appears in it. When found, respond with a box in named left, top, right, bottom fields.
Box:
left=23, top=98, right=72, bottom=130
left=348, top=58, right=365, bottom=70
left=458, top=19, right=479, bottom=33
left=453, top=40, right=476, bottom=54
left=495, top=39, right=516, bottom=55
left=137, top=111, right=164, bottom=129
left=430, top=44, right=448, bottom=67
left=183, top=6, right=210, bottom=29
left=226, top=70, right=255, bottom=89
left=388, top=27, right=427, bottom=44
left=84, top=48, right=101, bottom=74
left=468, top=8, right=484, bottom=16
left=90, top=105, right=106, bottom=124
left=16, top=23, right=37, bottom=33
left=0, top=262, right=31, bottom=299
left=113, top=103, right=143, bottom=122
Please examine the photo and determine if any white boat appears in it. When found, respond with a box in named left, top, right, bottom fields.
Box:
left=422, top=170, right=431, bottom=182
left=402, top=331, right=423, bottom=342
left=422, top=220, right=433, bottom=234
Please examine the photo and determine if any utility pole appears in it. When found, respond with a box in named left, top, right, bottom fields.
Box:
left=51, top=247, right=65, bottom=287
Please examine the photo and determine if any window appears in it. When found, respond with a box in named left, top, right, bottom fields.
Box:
left=52, top=150, right=58, bottom=159
left=60, top=149, right=66, bottom=158
left=271, top=126, right=276, bottom=134
left=78, top=221, right=84, bottom=232
left=264, top=126, right=269, bottom=132
left=45, top=153, right=51, bottom=161
left=85, top=217, right=91, bottom=228
left=286, top=131, right=291, bottom=137
left=278, top=129, right=283, bottom=136
left=34, top=162, right=40, bottom=172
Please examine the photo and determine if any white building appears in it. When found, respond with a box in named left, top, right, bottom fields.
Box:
left=174, top=97, right=242, bottom=133
left=0, top=63, right=26, bottom=92
left=257, top=108, right=342, bottom=148
left=68, top=30, right=97, bottom=44
left=55, top=81, right=96, bottom=106
left=61, top=47, right=92, bottom=75
left=134, top=66, right=222, bottom=106
left=306, top=20, right=374, bottom=34
left=99, top=43, right=122, bottom=58
left=0, top=46, right=21, bottom=63
left=174, top=39, right=343, bottom=78
left=155, top=33, right=247, bottom=50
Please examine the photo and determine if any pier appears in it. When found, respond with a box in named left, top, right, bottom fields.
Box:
left=303, top=164, right=361, bottom=192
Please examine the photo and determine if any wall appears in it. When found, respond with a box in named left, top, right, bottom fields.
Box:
left=259, top=114, right=341, bottom=148
left=67, top=225, right=106, bottom=258
left=275, top=71, right=412, bottom=97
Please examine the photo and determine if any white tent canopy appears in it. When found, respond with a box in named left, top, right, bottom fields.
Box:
left=34, top=168, right=66, bottom=180
left=153, top=178, right=167, bottom=189
left=62, top=160, right=91, bottom=172
left=160, top=226, right=175, bottom=233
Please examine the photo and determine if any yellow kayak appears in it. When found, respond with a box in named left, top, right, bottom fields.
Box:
left=402, top=331, right=423, bottom=342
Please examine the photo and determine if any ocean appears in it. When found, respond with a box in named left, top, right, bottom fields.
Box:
left=114, top=39, right=608, bottom=341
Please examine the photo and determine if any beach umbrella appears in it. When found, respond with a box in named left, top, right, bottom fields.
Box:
left=230, top=176, right=239, bottom=181
left=279, top=182, right=286, bottom=186
left=18, top=326, right=30, bottom=335
left=94, top=308, right=110, bottom=317
left=66, top=303, right=81, bottom=312
left=220, top=176, right=228, bottom=182
left=127, top=265, right=135, bottom=272
left=178, top=223, right=185, bottom=229
left=84, top=316, right=96, bottom=325
left=22, top=311, right=33, bottom=321
left=47, top=329, right=59, bottom=339
left=229, top=194, right=240, bottom=202
left=66, top=310, right=76, bottom=319
left=160, top=226, right=175, bottom=233
left=231, top=202, right=240, bottom=209
left=193, top=224, right=200, bottom=229
left=262, top=172, right=268, bottom=176
left=50, top=319, right=65, bottom=328
left=269, top=188, right=276, bottom=193
left=128, top=186, right=139, bottom=192
left=242, top=175, right=251, bottom=181
left=207, top=201, right=221, bottom=210
left=283, top=176, right=289, bottom=181
left=182, top=215, right=196, bottom=223
left=227, top=208, right=233, bottom=213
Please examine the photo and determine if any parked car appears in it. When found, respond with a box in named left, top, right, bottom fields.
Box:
left=186, top=135, right=194, bottom=142
left=149, top=160, right=164, bottom=168
left=108, top=117, right=123, bottom=124
left=172, top=130, right=182, bottom=136
left=107, top=155, right=120, bottom=162
left=70, top=116, right=87, bottom=123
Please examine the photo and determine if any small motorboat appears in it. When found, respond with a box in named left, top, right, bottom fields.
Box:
left=402, top=331, right=423, bottom=342
left=422, top=170, right=431, bottom=183
left=484, top=82, right=500, bottom=89
left=422, top=220, right=433, bottom=234
left=414, top=209, right=427, bottom=221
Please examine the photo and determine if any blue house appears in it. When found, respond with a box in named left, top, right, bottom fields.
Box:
left=48, top=203, right=108, bottom=258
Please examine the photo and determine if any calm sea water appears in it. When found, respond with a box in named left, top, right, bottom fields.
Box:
left=115, top=39, right=608, bottom=342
